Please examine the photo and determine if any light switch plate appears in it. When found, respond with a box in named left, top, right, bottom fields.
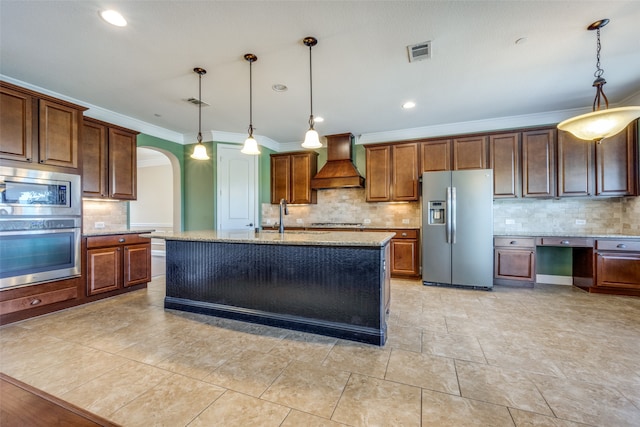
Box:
left=95, top=222, right=105, bottom=229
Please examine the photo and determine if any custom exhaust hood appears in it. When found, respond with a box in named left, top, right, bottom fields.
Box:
left=310, top=133, right=365, bottom=189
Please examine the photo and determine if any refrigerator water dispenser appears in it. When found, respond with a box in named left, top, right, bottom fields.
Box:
left=428, top=201, right=446, bottom=225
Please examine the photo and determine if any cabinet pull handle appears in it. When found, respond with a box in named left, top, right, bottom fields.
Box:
left=30, top=298, right=41, bottom=306
left=119, top=238, right=125, bottom=243
left=561, top=240, right=570, bottom=245
left=26, top=158, right=32, bottom=162
left=510, top=241, right=517, bottom=245
left=617, top=243, right=627, bottom=249
left=39, top=159, right=44, bottom=163
left=401, top=232, right=407, bottom=237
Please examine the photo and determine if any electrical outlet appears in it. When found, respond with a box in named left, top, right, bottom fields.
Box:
left=402, top=218, right=410, bottom=224
left=296, top=218, right=303, bottom=224
left=266, top=219, right=272, bottom=224
left=95, top=222, right=105, bottom=229
left=363, top=219, right=371, bottom=224
left=575, top=219, right=586, bottom=225
left=505, top=219, right=515, bottom=225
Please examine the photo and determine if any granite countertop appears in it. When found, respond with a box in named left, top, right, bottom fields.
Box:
left=494, top=232, right=640, bottom=239
left=260, top=223, right=418, bottom=230
left=144, top=230, right=396, bottom=247
left=83, top=229, right=155, bottom=237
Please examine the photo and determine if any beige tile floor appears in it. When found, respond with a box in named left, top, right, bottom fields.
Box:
left=1, top=265, right=640, bottom=426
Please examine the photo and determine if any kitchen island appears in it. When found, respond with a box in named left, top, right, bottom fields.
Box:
left=146, top=230, right=394, bottom=345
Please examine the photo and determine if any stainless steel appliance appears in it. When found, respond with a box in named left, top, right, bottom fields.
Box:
left=422, top=169, right=493, bottom=289
left=0, top=167, right=81, bottom=289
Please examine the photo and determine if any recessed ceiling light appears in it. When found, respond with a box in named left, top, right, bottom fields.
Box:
left=402, top=101, right=416, bottom=109
left=314, top=116, right=324, bottom=123
left=100, top=10, right=127, bottom=27
left=272, top=84, right=288, bottom=92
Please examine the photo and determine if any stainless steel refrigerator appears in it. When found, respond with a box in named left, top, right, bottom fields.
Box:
left=422, top=169, right=494, bottom=289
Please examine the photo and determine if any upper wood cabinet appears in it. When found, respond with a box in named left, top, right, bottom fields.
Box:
left=522, top=129, right=556, bottom=198
left=452, top=135, right=488, bottom=170
left=366, top=142, right=418, bottom=202
left=489, top=133, right=520, bottom=199
left=82, top=118, right=139, bottom=200
left=365, top=145, right=391, bottom=202
left=420, top=139, right=451, bottom=172
left=595, top=124, right=637, bottom=197
left=270, top=151, right=318, bottom=204
left=1, top=82, right=86, bottom=172
left=558, top=122, right=637, bottom=198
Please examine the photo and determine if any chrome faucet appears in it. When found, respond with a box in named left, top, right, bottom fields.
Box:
left=279, top=198, right=288, bottom=234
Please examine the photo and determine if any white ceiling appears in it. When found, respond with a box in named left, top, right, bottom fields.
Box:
left=2, top=1, right=640, bottom=148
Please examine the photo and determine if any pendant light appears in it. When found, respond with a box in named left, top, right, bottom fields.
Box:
left=558, top=19, right=640, bottom=143
left=241, top=54, right=260, bottom=155
left=301, top=36, right=322, bottom=149
left=190, top=67, right=210, bottom=160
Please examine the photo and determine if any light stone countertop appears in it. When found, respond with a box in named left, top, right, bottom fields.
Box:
left=494, top=232, right=640, bottom=239
left=83, top=229, right=155, bottom=237
left=144, top=230, right=396, bottom=247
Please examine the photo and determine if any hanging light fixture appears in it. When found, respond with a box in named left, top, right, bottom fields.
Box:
left=241, top=53, right=260, bottom=155
left=558, top=19, right=640, bottom=143
left=301, top=36, right=322, bottom=149
left=190, top=67, right=210, bottom=160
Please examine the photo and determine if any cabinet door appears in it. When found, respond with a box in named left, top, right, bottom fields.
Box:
left=595, top=125, right=637, bottom=196
left=290, top=152, right=317, bottom=204
left=522, top=129, right=556, bottom=198
left=453, top=136, right=488, bottom=170
left=392, top=143, right=419, bottom=201
left=490, top=133, right=520, bottom=198
left=0, top=86, right=35, bottom=162
left=124, top=244, right=151, bottom=287
left=38, top=99, right=79, bottom=169
left=87, top=247, right=121, bottom=296
left=365, top=145, right=391, bottom=202
left=596, top=252, right=640, bottom=289
left=108, top=127, right=137, bottom=200
left=82, top=120, right=108, bottom=198
left=390, top=238, right=419, bottom=276
left=557, top=131, right=593, bottom=197
left=420, top=139, right=451, bottom=172
left=270, top=155, right=291, bottom=204
left=494, top=248, right=535, bottom=282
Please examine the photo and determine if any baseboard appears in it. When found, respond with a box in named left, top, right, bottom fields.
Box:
left=536, top=274, right=573, bottom=286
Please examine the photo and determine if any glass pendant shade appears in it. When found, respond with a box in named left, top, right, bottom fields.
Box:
left=558, top=106, right=640, bottom=142
left=191, top=142, right=209, bottom=160
left=302, top=127, right=321, bottom=149
left=241, top=135, right=260, bottom=155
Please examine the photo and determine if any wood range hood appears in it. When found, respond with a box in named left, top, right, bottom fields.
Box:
left=310, top=133, right=365, bottom=189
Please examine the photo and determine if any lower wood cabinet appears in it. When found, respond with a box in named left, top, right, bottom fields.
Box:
left=493, top=237, right=536, bottom=286
left=594, top=239, right=640, bottom=295
left=387, top=229, right=420, bottom=277
left=86, top=234, right=151, bottom=296
left=0, top=277, right=82, bottom=325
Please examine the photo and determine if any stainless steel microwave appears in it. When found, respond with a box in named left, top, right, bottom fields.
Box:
left=0, top=166, right=81, bottom=217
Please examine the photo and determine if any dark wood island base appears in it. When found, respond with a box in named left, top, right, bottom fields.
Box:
left=158, top=231, right=393, bottom=346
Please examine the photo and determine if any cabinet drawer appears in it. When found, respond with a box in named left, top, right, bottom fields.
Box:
left=539, top=237, right=593, bottom=247
left=387, top=229, right=418, bottom=239
left=494, top=237, right=535, bottom=248
left=86, top=234, right=149, bottom=248
left=0, top=286, right=77, bottom=315
left=596, top=240, right=640, bottom=252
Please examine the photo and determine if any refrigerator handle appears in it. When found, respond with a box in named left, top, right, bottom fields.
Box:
left=451, top=186, right=457, bottom=244
left=446, top=186, right=452, bottom=243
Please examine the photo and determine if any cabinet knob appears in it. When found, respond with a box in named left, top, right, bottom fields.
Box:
left=39, top=159, right=44, bottom=163
left=617, top=243, right=627, bottom=249
left=561, top=240, right=570, bottom=245
left=30, top=298, right=41, bottom=306
left=401, top=232, right=407, bottom=237
left=26, top=158, right=32, bottom=162
left=119, top=238, right=125, bottom=243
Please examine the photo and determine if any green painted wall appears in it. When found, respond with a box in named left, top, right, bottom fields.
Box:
left=184, top=141, right=216, bottom=230
left=259, top=146, right=275, bottom=206
left=536, top=247, right=573, bottom=276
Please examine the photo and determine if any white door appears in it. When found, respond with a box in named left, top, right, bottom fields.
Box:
left=217, top=144, right=258, bottom=230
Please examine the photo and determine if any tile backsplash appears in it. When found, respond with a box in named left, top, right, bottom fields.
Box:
left=263, top=188, right=640, bottom=235
left=83, top=200, right=128, bottom=233
left=262, top=189, right=421, bottom=228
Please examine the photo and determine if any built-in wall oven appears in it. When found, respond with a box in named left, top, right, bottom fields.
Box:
left=0, top=166, right=81, bottom=290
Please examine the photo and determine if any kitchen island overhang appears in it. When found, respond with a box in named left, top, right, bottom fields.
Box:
left=146, top=230, right=394, bottom=345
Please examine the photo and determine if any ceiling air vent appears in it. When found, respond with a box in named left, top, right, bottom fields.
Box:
left=186, top=97, right=210, bottom=107
left=407, top=41, right=432, bottom=62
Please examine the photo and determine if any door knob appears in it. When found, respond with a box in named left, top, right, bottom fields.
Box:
left=246, top=223, right=253, bottom=227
